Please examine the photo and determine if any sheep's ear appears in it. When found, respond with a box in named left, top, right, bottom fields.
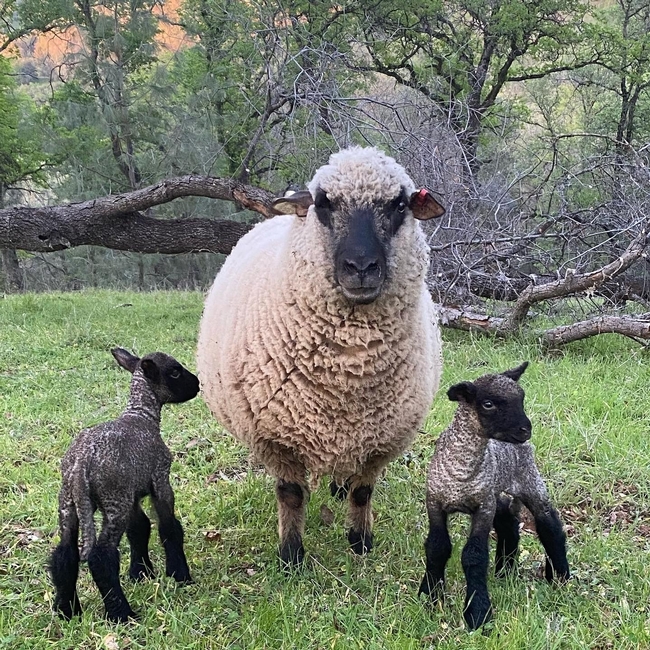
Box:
left=502, top=361, right=529, bottom=382
left=271, top=190, right=313, bottom=217
left=140, top=358, right=161, bottom=382
left=111, top=347, right=139, bottom=374
left=409, top=189, right=445, bottom=220
left=447, top=381, right=477, bottom=403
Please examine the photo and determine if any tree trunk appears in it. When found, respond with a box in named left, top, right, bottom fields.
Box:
left=1, top=248, right=23, bottom=292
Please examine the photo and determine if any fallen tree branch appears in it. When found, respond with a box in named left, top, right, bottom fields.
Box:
left=0, top=175, right=276, bottom=254
left=438, top=305, right=505, bottom=335
left=541, top=315, right=650, bottom=347
left=501, top=224, right=650, bottom=332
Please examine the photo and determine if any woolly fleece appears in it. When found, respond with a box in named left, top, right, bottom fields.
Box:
left=197, top=147, right=442, bottom=484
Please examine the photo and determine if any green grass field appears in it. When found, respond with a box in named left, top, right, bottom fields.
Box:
left=1, top=291, right=649, bottom=649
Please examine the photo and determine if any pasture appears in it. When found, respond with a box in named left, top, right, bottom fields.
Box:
left=1, top=290, right=649, bottom=649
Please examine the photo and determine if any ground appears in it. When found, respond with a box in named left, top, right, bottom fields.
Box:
left=1, top=290, right=649, bottom=649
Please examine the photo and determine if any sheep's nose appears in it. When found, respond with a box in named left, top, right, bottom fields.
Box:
left=520, top=426, right=532, bottom=439
left=343, top=257, right=380, bottom=277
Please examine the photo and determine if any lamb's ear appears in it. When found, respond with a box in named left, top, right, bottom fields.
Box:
left=140, top=358, right=161, bottom=382
left=111, top=347, right=139, bottom=374
left=502, top=361, right=529, bottom=382
left=271, top=190, right=313, bottom=217
left=447, top=381, right=477, bottom=403
left=409, top=189, right=445, bottom=220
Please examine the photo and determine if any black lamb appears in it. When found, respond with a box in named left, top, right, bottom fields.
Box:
left=49, top=348, right=199, bottom=623
left=419, top=362, right=569, bottom=630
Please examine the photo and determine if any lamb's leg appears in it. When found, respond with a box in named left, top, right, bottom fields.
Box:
left=127, top=502, right=155, bottom=581
left=329, top=479, right=350, bottom=501
left=418, top=504, right=451, bottom=603
left=346, top=459, right=386, bottom=555
left=50, top=488, right=83, bottom=620
left=493, top=495, right=520, bottom=577
left=88, top=506, right=136, bottom=623
left=522, top=495, right=570, bottom=583
left=151, top=475, right=192, bottom=583
left=276, top=478, right=308, bottom=569
left=462, top=504, right=494, bottom=630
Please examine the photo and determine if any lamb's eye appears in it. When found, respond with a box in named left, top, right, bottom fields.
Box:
left=170, top=369, right=181, bottom=379
left=397, top=201, right=407, bottom=214
left=481, top=400, right=495, bottom=410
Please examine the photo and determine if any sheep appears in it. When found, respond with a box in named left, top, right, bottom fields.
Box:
left=49, top=348, right=199, bottom=623
left=197, top=146, right=446, bottom=568
left=418, top=362, right=570, bottom=630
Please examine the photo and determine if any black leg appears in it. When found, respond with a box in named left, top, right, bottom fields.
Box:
left=461, top=532, right=492, bottom=630
left=348, top=485, right=373, bottom=555
left=49, top=543, right=83, bottom=620
left=493, top=496, right=520, bottom=577
left=330, top=479, right=350, bottom=501
left=418, top=508, right=451, bottom=603
left=153, top=503, right=192, bottom=583
left=276, top=480, right=306, bottom=570
left=533, top=507, right=570, bottom=583
left=87, top=544, right=137, bottom=623
left=127, top=504, right=155, bottom=581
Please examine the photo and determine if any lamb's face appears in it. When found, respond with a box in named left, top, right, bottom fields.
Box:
left=448, top=362, right=532, bottom=443
left=141, top=352, right=201, bottom=404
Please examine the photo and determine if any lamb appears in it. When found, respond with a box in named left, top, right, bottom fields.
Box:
left=197, top=146, right=445, bottom=568
left=419, top=362, right=570, bottom=630
left=49, top=348, right=199, bottom=623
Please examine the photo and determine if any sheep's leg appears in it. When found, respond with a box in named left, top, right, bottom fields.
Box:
left=493, top=495, right=520, bottom=577
left=418, top=505, right=451, bottom=603
left=50, top=488, right=83, bottom=620
left=88, top=507, right=136, bottom=623
left=151, top=475, right=192, bottom=583
left=127, top=502, right=155, bottom=581
left=522, top=496, right=570, bottom=583
left=346, top=459, right=386, bottom=555
left=462, top=505, right=494, bottom=630
left=276, top=478, right=308, bottom=569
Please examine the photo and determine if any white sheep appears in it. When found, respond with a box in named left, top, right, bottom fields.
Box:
left=197, top=146, right=445, bottom=567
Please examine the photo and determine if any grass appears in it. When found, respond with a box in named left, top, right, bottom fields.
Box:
left=1, top=290, right=649, bottom=649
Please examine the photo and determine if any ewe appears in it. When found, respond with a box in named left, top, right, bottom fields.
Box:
left=197, top=146, right=445, bottom=567
left=49, top=348, right=198, bottom=622
left=419, top=363, right=570, bottom=629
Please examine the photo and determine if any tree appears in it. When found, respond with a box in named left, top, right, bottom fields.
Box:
left=0, top=56, right=49, bottom=291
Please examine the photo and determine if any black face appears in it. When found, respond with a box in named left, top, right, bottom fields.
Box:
left=141, top=353, right=200, bottom=404
left=315, top=187, right=410, bottom=305
left=474, top=388, right=532, bottom=443
left=448, top=380, right=532, bottom=444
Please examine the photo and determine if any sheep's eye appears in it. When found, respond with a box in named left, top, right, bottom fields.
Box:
left=397, top=201, right=407, bottom=214
left=481, top=400, right=495, bottom=410
left=170, top=369, right=181, bottom=379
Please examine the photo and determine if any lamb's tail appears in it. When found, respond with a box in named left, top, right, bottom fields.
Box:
left=70, top=471, right=96, bottom=561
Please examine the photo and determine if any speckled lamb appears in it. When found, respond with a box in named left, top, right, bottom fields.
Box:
left=419, top=362, right=569, bottom=630
left=197, top=146, right=445, bottom=567
left=49, top=348, right=199, bottom=622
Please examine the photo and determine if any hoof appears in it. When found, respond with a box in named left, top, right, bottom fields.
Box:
left=348, top=529, right=373, bottom=555
left=54, top=596, right=82, bottom=621
left=106, top=607, right=139, bottom=624
left=279, top=541, right=305, bottom=571
left=418, top=576, right=444, bottom=603
left=463, top=594, right=493, bottom=630
left=129, top=564, right=155, bottom=582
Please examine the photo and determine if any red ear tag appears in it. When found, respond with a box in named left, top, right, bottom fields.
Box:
left=415, top=188, right=429, bottom=206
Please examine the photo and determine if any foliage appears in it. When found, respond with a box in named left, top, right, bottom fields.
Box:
left=1, top=291, right=650, bottom=648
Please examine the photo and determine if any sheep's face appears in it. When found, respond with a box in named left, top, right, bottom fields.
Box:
left=112, top=348, right=200, bottom=405
left=447, top=362, right=532, bottom=443
left=272, top=186, right=444, bottom=305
